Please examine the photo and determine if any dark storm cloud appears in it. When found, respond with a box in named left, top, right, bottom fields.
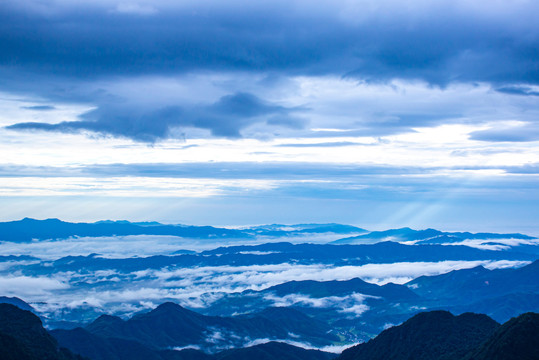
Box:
left=7, top=92, right=302, bottom=141
left=1, top=1, right=539, bottom=142
left=0, top=1, right=538, bottom=84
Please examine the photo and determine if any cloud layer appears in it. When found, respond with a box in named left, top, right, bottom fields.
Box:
left=1, top=1, right=539, bottom=141
left=2, top=1, right=538, bottom=83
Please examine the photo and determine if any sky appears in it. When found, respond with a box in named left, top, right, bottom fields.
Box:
left=0, top=0, right=538, bottom=233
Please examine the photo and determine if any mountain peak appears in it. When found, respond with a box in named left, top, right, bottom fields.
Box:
left=135, top=301, right=204, bottom=322
left=153, top=301, right=186, bottom=312
left=338, top=310, right=500, bottom=360
left=92, top=314, right=124, bottom=324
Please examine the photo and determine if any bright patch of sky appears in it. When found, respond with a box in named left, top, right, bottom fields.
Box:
left=0, top=0, right=538, bottom=232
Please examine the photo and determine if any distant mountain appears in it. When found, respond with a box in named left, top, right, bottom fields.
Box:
left=5, top=219, right=535, bottom=249
left=0, top=219, right=368, bottom=243
left=462, top=312, right=539, bottom=360
left=19, top=241, right=536, bottom=279
left=56, top=302, right=336, bottom=354
left=266, top=278, right=418, bottom=301
left=53, top=303, right=338, bottom=359
left=338, top=311, right=500, bottom=360
left=53, top=308, right=539, bottom=360
left=403, top=261, right=539, bottom=323
left=407, top=261, right=538, bottom=302
left=205, top=277, right=418, bottom=319
left=447, top=293, right=539, bottom=324
left=0, top=296, right=34, bottom=312
left=2, top=218, right=537, bottom=346
left=0, top=218, right=247, bottom=242
left=333, top=227, right=536, bottom=245
left=198, top=241, right=536, bottom=266
left=0, top=303, right=84, bottom=360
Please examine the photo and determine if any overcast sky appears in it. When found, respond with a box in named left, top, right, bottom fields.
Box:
left=1, top=0, right=538, bottom=233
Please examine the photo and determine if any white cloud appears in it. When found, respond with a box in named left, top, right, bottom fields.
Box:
left=340, top=304, right=370, bottom=316
left=9, top=259, right=527, bottom=320
left=172, top=345, right=201, bottom=351
left=438, top=238, right=539, bottom=251
left=0, top=275, right=68, bottom=297
left=242, top=338, right=359, bottom=354
left=264, top=292, right=371, bottom=317
left=0, top=233, right=362, bottom=260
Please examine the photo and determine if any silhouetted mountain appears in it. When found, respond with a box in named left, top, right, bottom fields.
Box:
left=338, top=311, right=500, bottom=360
left=0, top=255, right=38, bottom=261
left=84, top=304, right=206, bottom=348
left=77, top=302, right=336, bottom=352
left=0, top=303, right=84, bottom=360
left=462, top=312, right=539, bottom=360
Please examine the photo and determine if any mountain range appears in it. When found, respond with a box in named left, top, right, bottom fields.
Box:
left=0, top=218, right=367, bottom=242
left=2, top=219, right=536, bottom=251
left=1, top=219, right=538, bottom=358
left=17, top=241, right=535, bottom=278
left=52, top=302, right=339, bottom=359
left=2, top=260, right=538, bottom=342
left=198, top=260, right=539, bottom=341
left=2, top=301, right=537, bottom=360
left=15, top=260, right=535, bottom=351
left=60, top=302, right=336, bottom=350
